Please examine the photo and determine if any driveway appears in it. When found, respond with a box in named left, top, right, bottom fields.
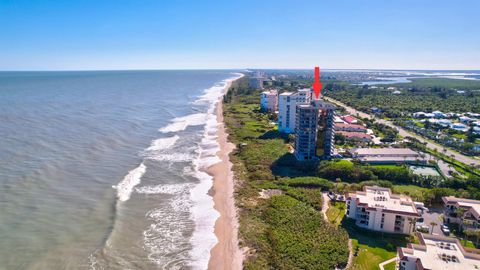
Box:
left=419, top=207, right=443, bottom=235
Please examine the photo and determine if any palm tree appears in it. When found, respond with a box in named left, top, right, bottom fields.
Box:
left=408, top=218, right=416, bottom=234
left=430, top=221, right=438, bottom=234
left=474, top=229, right=480, bottom=247
left=464, top=229, right=475, bottom=245
left=455, top=207, right=467, bottom=221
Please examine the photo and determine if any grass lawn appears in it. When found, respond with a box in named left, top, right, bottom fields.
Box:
left=392, top=185, right=430, bottom=203
left=463, top=240, right=476, bottom=248
left=383, top=261, right=396, bottom=270
left=414, top=121, right=425, bottom=128
left=452, top=133, right=467, bottom=140
left=326, top=201, right=346, bottom=226
left=342, top=219, right=409, bottom=270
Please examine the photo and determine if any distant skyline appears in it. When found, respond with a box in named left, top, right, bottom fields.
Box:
left=1, top=0, right=479, bottom=70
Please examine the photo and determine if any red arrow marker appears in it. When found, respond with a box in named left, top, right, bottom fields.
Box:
left=312, top=66, right=323, bottom=99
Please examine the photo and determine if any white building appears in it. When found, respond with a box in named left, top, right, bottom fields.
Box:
left=249, top=71, right=266, bottom=89
left=451, top=123, right=469, bottom=132
left=296, top=88, right=313, bottom=103
left=438, top=119, right=453, bottom=127
left=433, top=110, right=446, bottom=118
left=260, top=90, right=278, bottom=112
left=413, top=112, right=429, bottom=118
left=460, top=116, right=473, bottom=123
left=346, top=186, right=420, bottom=234
left=278, top=89, right=313, bottom=133
left=397, top=233, right=480, bottom=270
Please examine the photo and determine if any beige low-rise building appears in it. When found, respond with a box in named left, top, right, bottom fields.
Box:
left=443, top=196, right=480, bottom=230
left=350, top=148, right=424, bottom=164
left=346, top=186, right=420, bottom=234
left=397, top=233, right=480, bottom=270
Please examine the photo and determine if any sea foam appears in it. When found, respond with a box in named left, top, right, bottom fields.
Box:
left=145, top=135, right=179, bottom=152
left=188, top=74, right=243, bottom=269
left=158, top=113, right=208, bottom=133
left=114, top=163, right=147, bottom=202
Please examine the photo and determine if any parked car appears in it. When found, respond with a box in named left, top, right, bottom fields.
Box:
left=441, top=225, right=450, bottom=236
left=416, top=224, right=429, bottom=233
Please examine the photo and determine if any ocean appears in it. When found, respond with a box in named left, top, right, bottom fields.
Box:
left=0, top=70, right=242, bottom=269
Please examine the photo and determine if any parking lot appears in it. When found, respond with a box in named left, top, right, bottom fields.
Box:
left=417, top=206, right=444, bottom=235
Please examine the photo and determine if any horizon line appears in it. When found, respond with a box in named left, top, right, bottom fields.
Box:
left=1, top=67, right=480, bottom=72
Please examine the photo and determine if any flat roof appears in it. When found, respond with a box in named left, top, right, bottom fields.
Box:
left=298, top=88, right=311, bottom=92
left=350, top=186, right=419, bottom=216
left=400, top=233, right=480, bottom=270
left=261, top=89, right=277, bottom=95
left=353, top=148, right=419, bottom=156
left=358, top=156, right=421, bottom=162
left=335, top=123, right=367, bottom=129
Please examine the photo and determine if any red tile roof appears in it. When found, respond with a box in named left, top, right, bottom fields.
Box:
left=342, top=115, right=357, bottom=123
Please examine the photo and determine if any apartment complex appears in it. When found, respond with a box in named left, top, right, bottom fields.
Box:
left=249, top=71, right=266, bottom=89
left=296, top=88, right=313, bottom=103
left=397, top=233, right=480, bottom=270
left=260, top=90, right=278, bottom=112
left=278, top=89, right=313, bottom=133
left=443, top=196, right=480, bottom=230
left=294, top=99, right=336, bottom=160
left=346, top=186, right=420, bottom=234
left=294, top=104, right=318, bottom=160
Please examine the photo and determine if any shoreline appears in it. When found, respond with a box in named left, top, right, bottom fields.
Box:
left=207, top=76, right=243, bottom=270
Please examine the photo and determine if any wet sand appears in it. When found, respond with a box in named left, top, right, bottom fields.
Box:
left=207, top=78, right=243, bottom=270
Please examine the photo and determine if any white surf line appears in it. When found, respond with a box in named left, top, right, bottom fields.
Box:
left=114, top=163, right=147, bottom=202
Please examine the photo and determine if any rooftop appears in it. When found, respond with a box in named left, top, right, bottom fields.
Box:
left=353, top=148, right=420, bottom=156
left=335, top=123, right=367, bottom=130
left=349, top=186, right=419, bottom=216
left=261, top=89, right=278, bottom=95
left=399, top=233, right=480, bottom=270
left=338, top=131, right=371, bottom=139
left=342, top=115, right=357, bottom=123
left=443, top=196, right=480, bottom=218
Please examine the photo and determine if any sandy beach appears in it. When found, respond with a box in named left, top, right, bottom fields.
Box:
left=207, top=78, right=243, bottom=270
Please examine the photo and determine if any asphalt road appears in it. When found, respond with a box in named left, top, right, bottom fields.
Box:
left=324, top=97, right=480, bottom=167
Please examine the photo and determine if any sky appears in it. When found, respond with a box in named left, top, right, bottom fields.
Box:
left=1, top=0, right=479, bottom=70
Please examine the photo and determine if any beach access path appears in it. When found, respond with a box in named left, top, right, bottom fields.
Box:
left=322, top=192, right=353, bottom=270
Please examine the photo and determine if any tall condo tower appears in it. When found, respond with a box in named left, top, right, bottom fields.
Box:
left=294, top=97, right=336, bottom=160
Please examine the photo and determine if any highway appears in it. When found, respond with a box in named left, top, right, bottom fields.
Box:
left=324, top=97, right=480, bottom=167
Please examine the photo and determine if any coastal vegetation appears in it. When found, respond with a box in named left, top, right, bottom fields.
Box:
left=224, top=77, right=349, bottom=269
left=224, top=75, right=480, bottom=269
